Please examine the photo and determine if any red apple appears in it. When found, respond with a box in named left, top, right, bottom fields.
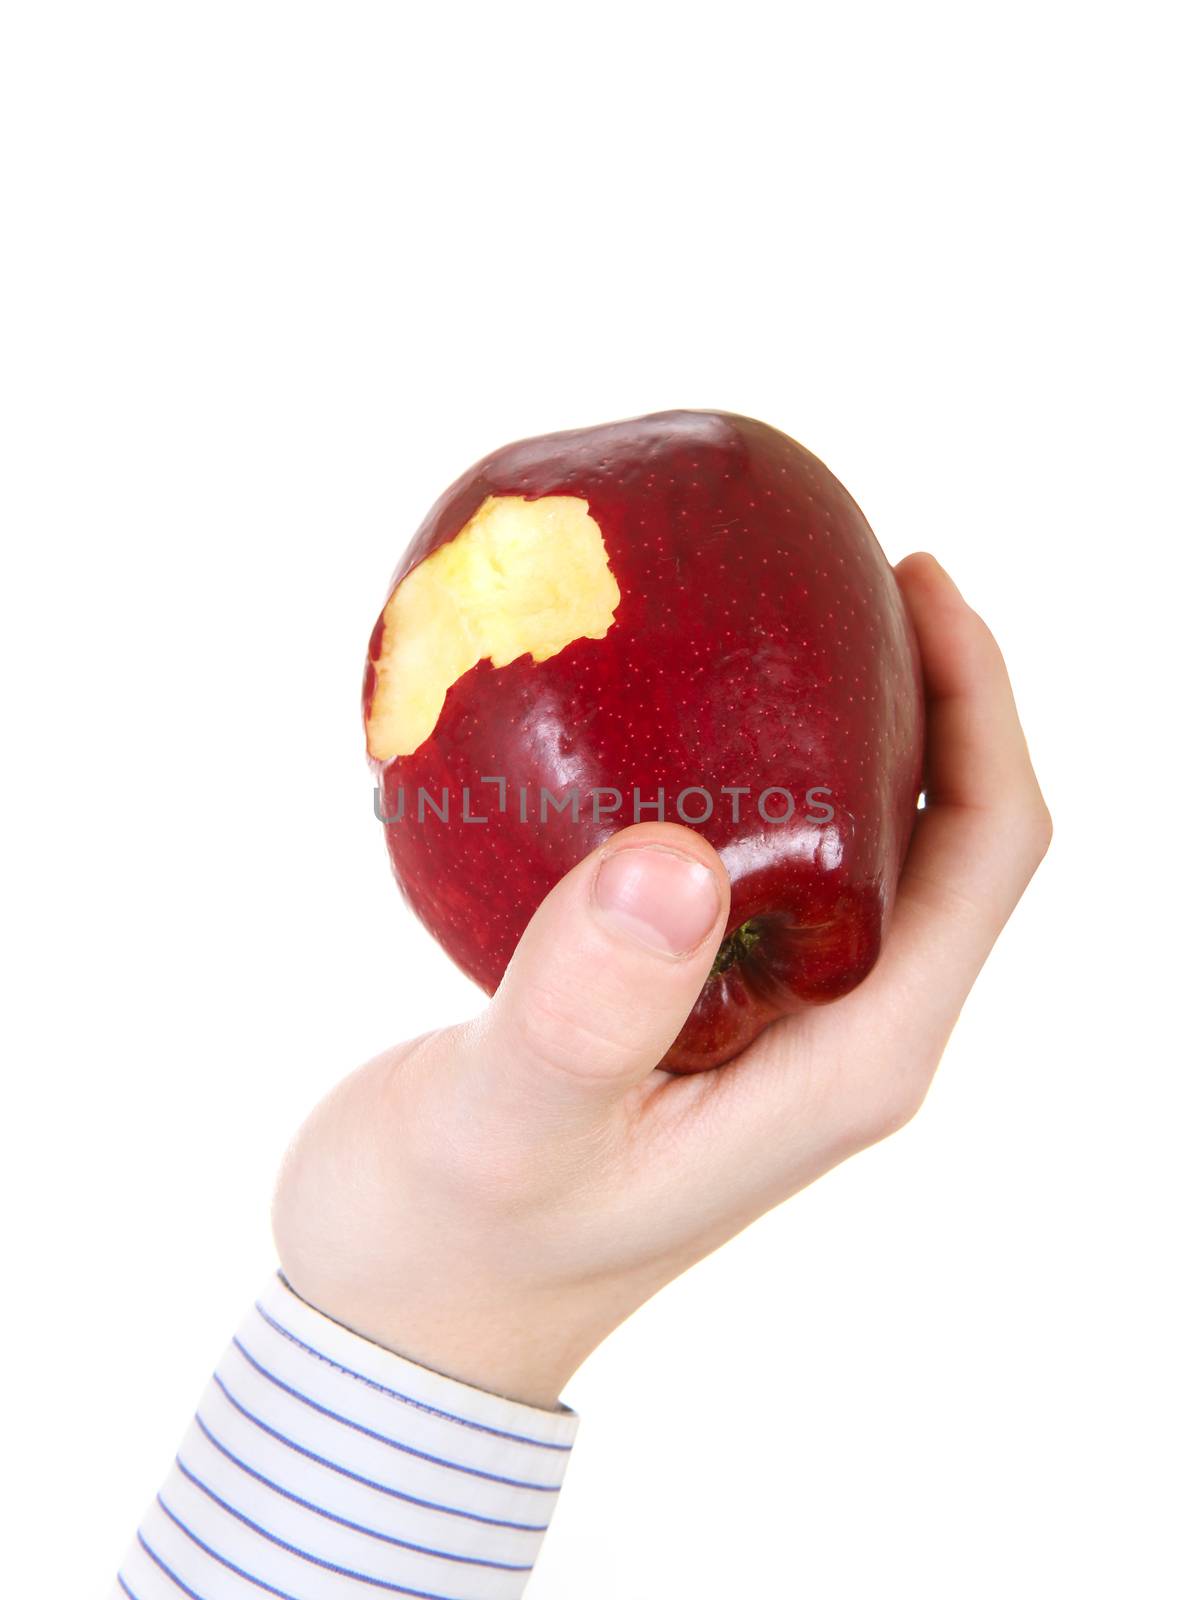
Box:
left=364, top=410, right=923, bottom=1071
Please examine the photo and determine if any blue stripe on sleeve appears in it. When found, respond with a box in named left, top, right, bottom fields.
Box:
left=159, top=1491, right=472, bottom=1600
left=231, top=1337, right=564, bottom=1492
left=153, top=1504, right=301, bottom=1600
left=137, top=1529, right=217, bottom=1600
left=172, top=1462, right=488, bottom=1599
left=188, top=1419, right=533, bottom=1571
left=210, top=1372, right=550, bottom=1531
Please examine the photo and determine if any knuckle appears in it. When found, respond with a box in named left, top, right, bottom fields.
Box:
left=869, top=1073, right=931, bottom=1142
left=993, top=786, right=1053, bottom=872
left=1016, top=794, right=1053, bottom=868
left=836, top=1053, right=938, bottom=1152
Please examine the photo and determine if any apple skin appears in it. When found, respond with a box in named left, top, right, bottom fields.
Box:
left=364, top=410, right=924, bottom=1072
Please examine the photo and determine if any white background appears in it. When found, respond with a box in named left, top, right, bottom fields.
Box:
left=2, top=3, right=1197, bottom=1596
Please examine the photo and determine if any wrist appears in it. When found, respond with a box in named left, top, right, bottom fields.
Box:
left=276, top=1258, right=609, bottom=1411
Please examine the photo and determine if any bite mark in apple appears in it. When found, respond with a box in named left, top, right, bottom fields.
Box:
left=366, top=494, right=620, bottom=760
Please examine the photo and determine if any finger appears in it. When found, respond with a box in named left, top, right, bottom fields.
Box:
left=869, top=553, right=1052, bottom=1040
left=898, top=552, right=1045, bottom=814
left=692, top=555, right=1052, bottom=1191
left=464, top=822, right=730, bottom=1125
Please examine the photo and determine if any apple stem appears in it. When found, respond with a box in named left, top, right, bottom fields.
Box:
left=709, top=919, right=762, bottom=978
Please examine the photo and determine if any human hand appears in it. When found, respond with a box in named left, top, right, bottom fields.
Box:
left=272, top=555, right=1051, bottom=1409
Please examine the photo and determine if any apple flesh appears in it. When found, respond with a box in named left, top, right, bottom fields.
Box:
left=364, top=410, right=923, bottom=1072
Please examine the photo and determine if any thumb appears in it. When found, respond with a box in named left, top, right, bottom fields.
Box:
left=472, top=822, right=729, bottom=1118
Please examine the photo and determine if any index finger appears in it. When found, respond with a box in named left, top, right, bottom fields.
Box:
left=862, top=552, right=1053, bottom=1044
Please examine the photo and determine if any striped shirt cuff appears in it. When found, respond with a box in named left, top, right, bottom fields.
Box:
left=110, top=1272, right=579, bottom=1600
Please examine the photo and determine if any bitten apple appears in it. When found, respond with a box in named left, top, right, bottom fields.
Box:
left=364, top=410, right=923, bottom=1071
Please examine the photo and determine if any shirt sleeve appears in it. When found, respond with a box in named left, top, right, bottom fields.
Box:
left=108, top=1271, right=579, bottom=1600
